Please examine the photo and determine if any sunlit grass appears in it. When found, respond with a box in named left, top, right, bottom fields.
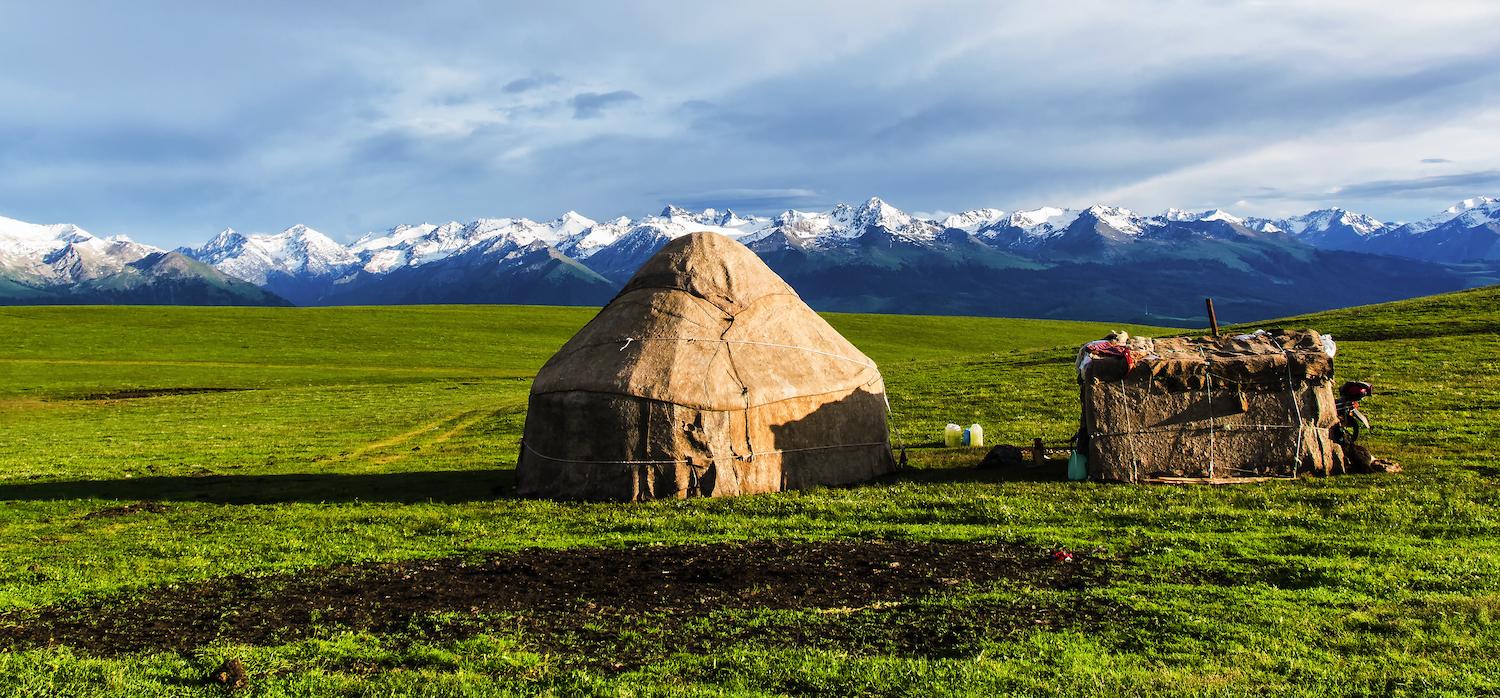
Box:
left=0, top=288, right=1497, bottom=695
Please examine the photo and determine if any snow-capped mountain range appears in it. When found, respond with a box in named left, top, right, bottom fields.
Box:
left=0, top=214, right=282, bottom=305
left=3, top=196, right=1496, bottom=320
left=0, top=214, right=160, bottom=285
left=174, top=195, right=1500, bottom=285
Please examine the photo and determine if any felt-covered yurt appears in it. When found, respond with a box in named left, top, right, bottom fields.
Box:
left=516, top=232, right=897, bottom=501
left=1076, top=329, right=1346, bottom=482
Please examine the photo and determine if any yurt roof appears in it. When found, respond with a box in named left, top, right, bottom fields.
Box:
left=530, top=232, right=881, bottom=411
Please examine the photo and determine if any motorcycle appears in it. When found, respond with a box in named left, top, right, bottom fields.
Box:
left=1330, top=380, right=1373, bottom=444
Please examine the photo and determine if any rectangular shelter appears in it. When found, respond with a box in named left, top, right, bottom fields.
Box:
left=1076, top=329, right=1345, bottom=482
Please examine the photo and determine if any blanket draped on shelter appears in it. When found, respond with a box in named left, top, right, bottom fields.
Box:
left=1077, top=329, right=1345, bottom=482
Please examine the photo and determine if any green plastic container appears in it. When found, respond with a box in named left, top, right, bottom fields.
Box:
left=1067, top=450, right=1088, bottom=481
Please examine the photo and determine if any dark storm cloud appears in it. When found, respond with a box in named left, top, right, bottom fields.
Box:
left=569, top=90, right=641, bottom=119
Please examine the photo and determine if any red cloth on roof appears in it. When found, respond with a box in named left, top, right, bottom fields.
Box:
left=1085, top=341, right=1136, bottom=372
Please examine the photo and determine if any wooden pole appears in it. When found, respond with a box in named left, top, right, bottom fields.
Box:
left=1033, top=438, right=1045, bottom=467
left=1205, top=297, right=1220, bottom=338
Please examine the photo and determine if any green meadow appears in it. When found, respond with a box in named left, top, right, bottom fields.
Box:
left=0, top=286, right=1498, bottom=696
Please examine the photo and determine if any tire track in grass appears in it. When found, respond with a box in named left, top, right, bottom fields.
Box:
left=354, top=398, right=527, bottom=466
left=335, top=411, right=471, bottom=463
left=0, top=357, right=529, bottom=377
left=369, top=410, right=493, bottom=465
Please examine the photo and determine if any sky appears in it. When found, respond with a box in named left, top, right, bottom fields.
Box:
left=2, top=1, right=1499, bottom=246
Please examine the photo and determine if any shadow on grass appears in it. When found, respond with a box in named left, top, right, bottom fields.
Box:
left=877, top=464, right=1068, bottom=485
left=0, top=469, right=517, bottom=504
left=0, top=465, right=1067, bottom=505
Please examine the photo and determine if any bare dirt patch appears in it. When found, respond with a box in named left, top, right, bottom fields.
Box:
left=0, top=540, right=1112, bottom=664
left=78, top=387, right=251, bottom=400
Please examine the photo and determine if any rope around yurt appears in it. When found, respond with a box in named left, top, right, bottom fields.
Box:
left=519, top=334, right=898, bottom=470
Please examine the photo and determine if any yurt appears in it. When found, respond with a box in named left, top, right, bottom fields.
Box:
left=1076, top=329, right=1346, bottom=482
left=516, top=232, right=897, bottom=501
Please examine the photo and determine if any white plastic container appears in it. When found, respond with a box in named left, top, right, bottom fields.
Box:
left=944, top=424, right=963, bottom=448
left=966, top=423, right=984, bottom=448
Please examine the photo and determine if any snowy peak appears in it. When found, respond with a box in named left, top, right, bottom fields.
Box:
left=1280, top=208, right=1387, bottom=236
left=351, top=223, right=441, bottom=255
left=0, top=215, right=105, bottom=258
left=659, top=204, right=695, bottom=220
left=650, top=205, right=767, bottom=230
left=714, top=209, right=753, bottom=227
left=1199, top=209, right=1242, bottom=224
left=1442, top=197, right=1500, bottom=228
left=1408, top=196, right=1500, bottom=233
left=183, top=223, right=357, bottom=284
left=740, top=209, right=838, bottom=246
left=848, top=196, right=912, bottom=232
left=349, top=218, right=547, bottom=274
left=989, top=207, right=1080, bottom=237
left=3, top=213, right=153, bottom=256
left=1010, top=207, right=1076, bottom=231
left=345, top=204, right=768, bottom=267
left=462, top=218, right=560, bottom=247
left=554, top=217, right=631, bottom=259
left=203, top=227, right=246, bottom=248
left=0, top=214, right=171, bottom=286
left=808, top=196, right=945, bottom=244
left=1163, top=208, right=1244, bottom=225
left=745, top=197, right=934, bottom=247
left=549, top=211, right=597, bottom=238
left=1444, top=196, right=1498, bottom=215
left=1079, top=205, right=1149, bottom=235
left=938, top=208, right=1006, bottom=232
left=1338, top=210, right=1388, bottom=235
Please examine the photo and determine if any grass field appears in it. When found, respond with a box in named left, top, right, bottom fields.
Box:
left=0, top=288, right=1497, bottom=696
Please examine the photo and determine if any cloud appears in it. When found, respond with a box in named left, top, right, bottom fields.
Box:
left=654, top=187, right=822, bottom=212
left=1114, top=50, right=1500, bottom=137
left=4, top=3, right=1500, bottom=244
left=502, top=74, right=561, bottom=93
left=0, top=123, right=240, bottom=166
left=1333, top=170, right=1500, bottom=199
left=569, top=90, right=640, bottom=119
left=1089, top=108, right=1500, bottom=220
